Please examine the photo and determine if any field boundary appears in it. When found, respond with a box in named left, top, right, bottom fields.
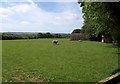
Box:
left=97, top=72, right=120, bottom=84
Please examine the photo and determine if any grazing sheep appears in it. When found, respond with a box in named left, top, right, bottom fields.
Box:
left=52, top=40, right=59, bottom=44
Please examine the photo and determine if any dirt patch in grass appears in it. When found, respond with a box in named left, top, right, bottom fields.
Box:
left=12, top=73, right=42, bottom=82
left=27, top=75, right=41, bottom=82
left=12, top=76, right=25, bottom=82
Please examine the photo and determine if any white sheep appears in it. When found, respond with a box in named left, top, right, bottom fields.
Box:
left=52, top=40, right=59, bottom=44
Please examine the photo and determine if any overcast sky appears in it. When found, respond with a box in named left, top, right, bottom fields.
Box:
left=0, top=0, right=83, bottom=33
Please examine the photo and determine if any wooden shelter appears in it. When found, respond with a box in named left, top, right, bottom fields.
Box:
left=70, top=33, right=89, bottom=41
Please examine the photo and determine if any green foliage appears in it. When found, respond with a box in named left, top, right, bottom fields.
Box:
left=38, top=32, right=63, bottom=38
left=45, top=32, right=53, bottom=38
left=38, top=32, right=53, bottom=38
left=53, top=34, right=62, bottom=38
left=38, top=33, right=44, bottom=38
left=2, top=39, right=118, bottom=82
left=81, top=2, right=112, bottom=36
left=2, top=32, right=69, bottom=40
left=72, top=29, right=82, bottom=33
left=79, top=2, right=120, bottom=45
left=78, top=2, right=120, bottom=40
left=2, top=33, right=38, bottom=40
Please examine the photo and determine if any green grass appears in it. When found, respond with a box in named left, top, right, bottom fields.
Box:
left=2, top=39, right=118, bottom=82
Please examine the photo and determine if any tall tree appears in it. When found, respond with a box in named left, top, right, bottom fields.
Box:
left=72, top=29, right=82, bottom=33
left=78, top=1, right=120, bottom=46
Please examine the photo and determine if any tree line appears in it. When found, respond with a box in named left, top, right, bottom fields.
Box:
left=78, top=1, right=120, bottom=46
left=1, top=32, right=70, bottom=40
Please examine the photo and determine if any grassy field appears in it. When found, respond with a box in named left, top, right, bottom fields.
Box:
left=2, top=39, right=118, bottom=82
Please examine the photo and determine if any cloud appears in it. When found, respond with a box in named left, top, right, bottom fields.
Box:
left=13, top=4, right=32, bottom=13
left=1, top=1, right=83, bottom=33
left=21, top=21, right=30, bottom=24
left=0, top=0, right=39, bottom=18
left=0, top=8, right=13, bottom=18
left=0, top=4, right=31, bottom=19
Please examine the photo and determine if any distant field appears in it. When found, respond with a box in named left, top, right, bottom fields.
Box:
left=2, top=39, right=118, bottom=82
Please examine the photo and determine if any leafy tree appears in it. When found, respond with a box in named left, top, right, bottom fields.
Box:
left=45, top=32, right=53, bottom=38
left=38, top=33, right=44, bottom=38
left=78, top=1, right=120, bottom=45
left=2, top=32, right=69, bottom=40
left=2, top=33, right=38, bottom=40
left=54, top=34, right=62, bottom=38
left=72, top=29, right=82, bottom=33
